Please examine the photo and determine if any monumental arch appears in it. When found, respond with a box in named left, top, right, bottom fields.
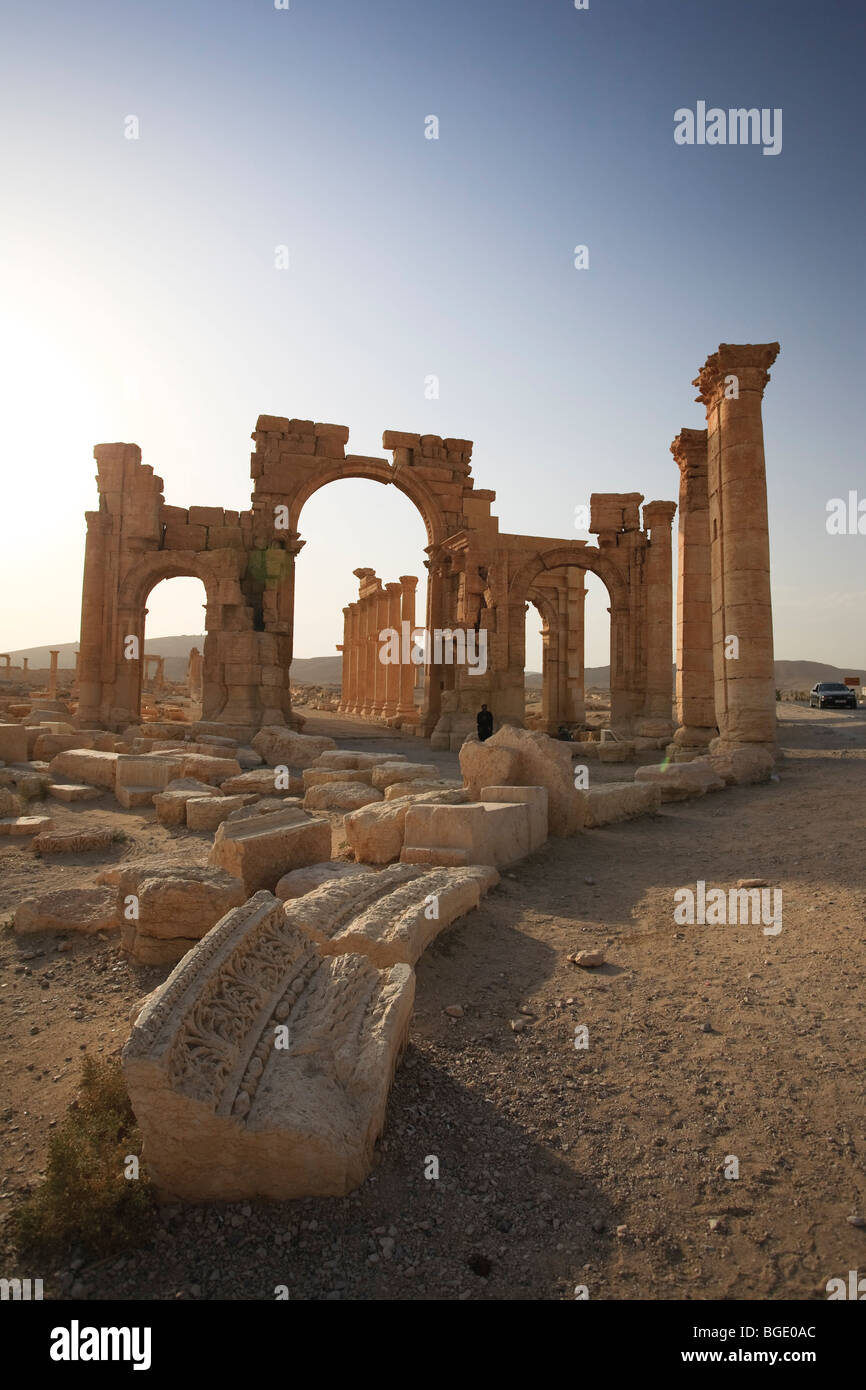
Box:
left=76, top=342, right=779, bottom=753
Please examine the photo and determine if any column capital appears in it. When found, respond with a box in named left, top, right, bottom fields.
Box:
left=643, top=500, right=677, bottom=532
left=670, top=428, right=708, bottom=474
left=693, top=342, right=780, bottom=408
left=398, top=574, right=418, bottom=592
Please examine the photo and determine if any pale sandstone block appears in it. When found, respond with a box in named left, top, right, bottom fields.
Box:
left=275, top=862, right=375, bottom=900
left=479, top=785, right=548, bottom=850
left=32, top=827, right=113, bottom=853
left=48, top=783, right=103, bottom=803
left=48, top=749, right=119, bottom=790
left=459, top=737, right=520, bottom=798
left=345, top=788, right=469, bottom=864
left=400, top=801, right=533, bottom=869
left=303, top=783, right=384, bottom=812
left=584, top=782, right=661, bottom=828
left=154, top=779, right=221, bottom=827
left=220, top=769, right=304, bottom=796
left=0, top=815, right=54, bottom=836
left=209, top=806, right=332, bottom=892
left=384, top=779, right=464, bottom=800
left=634, top=761, right=725, bottom=801
left=370, top=762, right=440, bottom=789
left=251, top=726, right=336, bottom=769
left=302, top=767, right=374, bottom=787
left=186, top=794, right=258, bottom=831
left=462, top=726, right=583, bottom=835
left=14, top=886, right=119, bottom=935
left=313, top=750, right=406, bottom=771
left=287, top=862, right=499, bottom=966
left=122, top=892, right=415, bottom=1200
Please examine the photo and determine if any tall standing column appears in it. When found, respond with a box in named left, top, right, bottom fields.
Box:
left=397, top=576, right=418, bottom=721
left=641, top=501, right=677, bottom=730
left=371, top=586, right=389, bottom=718
left=565, top=568, right=586, bottom=723
left=337, top=606, right=350, bottom=712
left=77, top=512, right=111, bottom=725
left=381, top=583, right=402, bottom=719
left=670, top=428, right=715, bottom=753
left=48, top=650, right=59, bottom=699
left=693, top=342, right=780, bottom=751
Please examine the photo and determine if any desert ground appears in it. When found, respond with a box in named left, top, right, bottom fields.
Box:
left=1, top=702, right=863, bottom=1301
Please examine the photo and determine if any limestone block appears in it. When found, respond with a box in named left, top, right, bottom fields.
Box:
left=251, top=726, right=336, bottom=769
left=122, top=892, right=415, bottom=1199
left=370, top=762, right=440, bottom=789
left=48, top=783, right=103, bottom=803
left=226, top=796, right=301, bottom=822
left=400, top=801, right=533, bottom=869
left=463, top=726, right=583, bottom=836
left=275, top=862, right=375, bottom=900
left=459, top=736, right=520, bottom=798
left=209, top=806, right=332, bottom=892
left=0, top=724, right=27, bottom=763
left=302, top=767, right=374, bottom=787
left=33, top=733, right=95, bottom=760
left=288, top=862, right=499, bottom=966
left=345, top=788, right=469, bottom=865
left=479, top=785, right=548, bottom=850
left=0, top=788, right=22, bottom=816
left=383, top=779, right=464, bottom=800
left=31, top=827, right=113, bottom=853
left=313, top=751, right=406, bottom=771
left=186, top=794, right=258, bottom=831
left=133, top=867, right=247, bottom=942
left=48, top=749, right=120, bottom=791
left=154, top=779, right=221, bottom=827
left=584, top=782, right=662, bottom=828
left=706, top=746, right=774, bottom=786
left=0, top=815, right=54, bottom=836
left=0, top=768, right=50, bottom=799
left=178, top=753, right=242, bottom=784
left=14, top=887, right=119, bottom=935
left=598, top=741, right=635, bottom=763
left=634, top=761, right=725, bottom=801
left=221, top=769, right=303, bottom=797
left=303, top=783, right=384, bottom=812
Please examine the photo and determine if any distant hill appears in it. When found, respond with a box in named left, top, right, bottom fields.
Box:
left=4, top=638, right=862, bottom=692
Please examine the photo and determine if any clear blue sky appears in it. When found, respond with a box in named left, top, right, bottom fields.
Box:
left=1, top=0, right=862, bottom=669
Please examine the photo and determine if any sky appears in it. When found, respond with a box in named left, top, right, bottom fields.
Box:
left=0, top=0, right=863, bottom=672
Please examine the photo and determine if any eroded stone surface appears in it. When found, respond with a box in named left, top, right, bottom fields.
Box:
left=251, top=727, right=336, bottom=769
left=461, top=727, right=582, bottom=835
left=14, top=886, right=119, bottom=935
left=634, top=761, right=725, bottom=801
left=122, top=891, right=414, bottom=1200
left=32, top=827, right=113, bottom=853
left=275, top=862, right=375, bottom=900
left=584, top=781, right=661, bottom=827
left=303, top=782, right=383, bottom=812
left=345, top=788, right=469, bottom=864
left=209, top=806, right=332, bottom=892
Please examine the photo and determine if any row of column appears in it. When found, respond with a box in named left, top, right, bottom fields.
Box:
left=338, top=571, right=419, bottom=723
left=673, top=342, right=779, bottom=753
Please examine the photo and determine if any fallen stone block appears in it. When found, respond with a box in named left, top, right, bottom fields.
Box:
left=459, top=736, right=520, bottom=797
left=275, top=862, right=375, bottom=900
left=345, top=788, right=469, bottom=865
left=154, top=778, right=221, bottom=827
left=0, top=724, right=28, bottom=763
left=288, top=862, right=499, bottom=967
left=209, top=806, right=332, bottom=892
left=48, top=749, right=120, bottom=791
left=634, top=761, right=725, bottom=801
left=302, top=767, right=375, bottom=788
left=251, top=726, right=336, bottom=769
left=584, top=781, right=661, bottom=827
left=48, top=782, right=103, bottom=803
left=119, top=866, right=247, bottom=963
left=303, top=782, right=384, bottom=812
left=400, top=800, right=535, bottom=868
left=479, top=785, right=548, bottom=850
left=220, top=769, right=304, bottom=797
left=236, top=747, right=263, bottom=769
left=33, top=733, right=95, bottom=760
left=0, top=815, right=54, bottom=836
left=706, top=746, right=774, bottom=786
left=186, top=794, right=258, bottom=831
left=598, top=741, right=635, bottom=763
left=32, top=827, right=113, bottom=853
left=461, top=725, right=583, bottom=835
left=384, top=779, right=463, bottom=800
left=370, top=762, right=440, bottom=790
left=313, top=751, right=406, bottom=771
left=14, top=886, right=119, bottom=935
left=226, top=796, right=301, bottom=823
left=0, top=768, right=50, bottom=800
left=177, top=753, right=242, bottom=785
left=122, top=892, right=414, bottom=1199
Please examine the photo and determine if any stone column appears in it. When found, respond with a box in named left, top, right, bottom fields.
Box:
left=640, top=501, right=677, bottom=732
left=347, top=603, right=361, bottom=712
left=693, top=343, right=780, bottom=751
left=397, top=576, right=418, bottom=721
left=338, top=606, right=350, bottom=712
left=565, top=569, right=586, bottom=723
left=22, top=657, right=29, bottom=674
left=539, top=615, right=552, bottom=727
left=187, top=647, right=203, bottom=703
left=371, top=585, right=388, bottom=718
left=382, top=583, right=402, bottom=719
left=77, top=510, right=111, bottom=726
left=670, top=429, right=715, bottom=754
left=48, top=650, right=59, bottom=699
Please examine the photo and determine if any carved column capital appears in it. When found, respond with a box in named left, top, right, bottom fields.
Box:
left=693, top=342, right=780, bottom=408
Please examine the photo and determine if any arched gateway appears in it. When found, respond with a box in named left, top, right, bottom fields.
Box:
left=76, top=343, right=780, bottom=756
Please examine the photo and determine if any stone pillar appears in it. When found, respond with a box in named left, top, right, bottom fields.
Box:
left=693, top=343, right=780, bottom=751
left=187, top=647, right=203, bottom=703
left=338, top=607, right=351, bottom=712
left=397, top=576, right=418, bottom=721
left=565, top=569, right=586, bottom=723
left=670, top=429, right=714, bottom=754
left=347, top=602, right=361, bottom=712
left=539, top=615, right=552, bottom=727
left=381, top=583, right=402, bottom=720
left=22, top=657, right=29, bottom=674
left=0, top=655, right=9, bottom=673
left=371, top=585, right=389, bottom=718
left=640, top=502, right=676, bottom=732
left=48, top=650, right=59, bottom=699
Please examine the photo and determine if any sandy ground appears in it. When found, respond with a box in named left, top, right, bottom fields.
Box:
left=1, top=703, right=864, bottom=1300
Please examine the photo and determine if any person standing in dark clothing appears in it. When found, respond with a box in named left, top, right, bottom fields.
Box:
left=477, top=704, right=494, bottom=741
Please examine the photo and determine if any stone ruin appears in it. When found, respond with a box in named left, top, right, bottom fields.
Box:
left=0, top=340, right=782, bottom=1203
